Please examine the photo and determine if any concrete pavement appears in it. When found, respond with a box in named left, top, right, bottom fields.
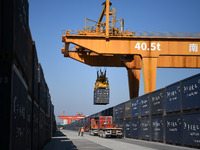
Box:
left=43, top=130, right=196, bottom=150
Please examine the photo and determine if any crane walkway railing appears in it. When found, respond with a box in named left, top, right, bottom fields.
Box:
left=62, top=30, right=200, bottom=38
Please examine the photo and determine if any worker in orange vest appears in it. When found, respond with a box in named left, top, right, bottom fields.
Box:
left=81, top=127, right=85, bottom=136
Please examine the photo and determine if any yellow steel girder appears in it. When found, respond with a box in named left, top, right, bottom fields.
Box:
left=63, top=35, right=200, bottom=57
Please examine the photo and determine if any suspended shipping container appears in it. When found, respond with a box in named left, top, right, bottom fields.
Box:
left=94, top=70, right=109, bottom=105
left=94, top=88, right=109, bottom=105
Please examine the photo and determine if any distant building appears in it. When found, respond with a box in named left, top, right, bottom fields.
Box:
left=58, top=112, right=86, bottom=125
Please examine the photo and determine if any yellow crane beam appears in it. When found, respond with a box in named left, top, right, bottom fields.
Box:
left=62, top=35, right=200, bottom=57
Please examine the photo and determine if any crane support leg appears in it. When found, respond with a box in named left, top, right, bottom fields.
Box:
left=127, top=68, right=141, bottom=99
left=142, top=57, right=158, bottom=94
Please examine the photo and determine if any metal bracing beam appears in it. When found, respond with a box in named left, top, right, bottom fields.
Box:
left=64, top=51, right=200, bottom=68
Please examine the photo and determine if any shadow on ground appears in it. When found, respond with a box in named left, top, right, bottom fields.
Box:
left=53, top=130, right=66, bottom=137
left=43, top=130, right=78, bottom=150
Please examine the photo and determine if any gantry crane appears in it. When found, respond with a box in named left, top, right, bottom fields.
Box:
left=62, top=0, right=200, bottom=99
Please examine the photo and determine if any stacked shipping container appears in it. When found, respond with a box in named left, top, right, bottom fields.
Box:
left=0, top=0, right=56, bottom=149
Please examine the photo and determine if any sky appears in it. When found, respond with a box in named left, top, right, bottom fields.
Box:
left=28, top=0, right=200, bottom=123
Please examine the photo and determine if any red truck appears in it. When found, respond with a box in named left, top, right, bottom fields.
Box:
left=89, top=116, right=122, bottom=138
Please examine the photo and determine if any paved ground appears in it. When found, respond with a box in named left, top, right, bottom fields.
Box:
left=43, top=130, right=197, bottom=150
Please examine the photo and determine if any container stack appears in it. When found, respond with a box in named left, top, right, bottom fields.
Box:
left=131, top=97, right=140, bottom=139
left=139, top=94, right=151, bottom=140
left=165, top=81, right=182, bottom=145
left=0, top=0, right=56, bottom=150
left=149, top=89, right=164, bottom=142
left=181, top=74, right=200, bottom=147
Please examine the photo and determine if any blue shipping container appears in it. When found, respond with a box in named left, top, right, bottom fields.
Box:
left=118, top=102, right=125, bottom=120
left=151, top=116, right=163, bottom=142
left=125, top=101, right=131, bottom=119
left=183, top=112, right=200, bottom=148
left=140, top=94, right=150, bottom=117
left=165, top=114, right=182, bottom=145
left=140, top=117, right=151, bottom=140
left=181, top=73, right=200, bottom=111
left=165, top=82, right=181, bottom=113
left=150, top=89, right=164, bottom=115
left=118, top=120, right=125, bottom=136
left=114, top=105, right=119, bottom=121
left=131, top=119, right=140, bottom=139
left=131, top=97, right=141, bottom=118
left=94, top=88, right=109, bottom=105
left=125, top=120, right=132, bottom=138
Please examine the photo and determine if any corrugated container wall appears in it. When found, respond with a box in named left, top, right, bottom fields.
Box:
left=113, top=105, right=119, bottom=121
left=149, top=89, right=164, bottom=116
left=10, top=65, right=32, bottom=150
left=118, top=120, right=125, bottom=136
left=182, top=111, right=200, bottom=148
left=140, top=94, right=150, bottom=117
left=0, top=66, right=11, bottom=150
left=181, top=73, right=200, bottom=111
left=32, top=101, right=39, bottom=150
left=164, top=114, right=183, bottom=145
left=151, top=116, right=164, bottom=142
left=118, top=102, right=125, bottom=120
left=32, top=42, right=38, bottom=101
left=131, top=119, right=140, bottom=139
left=38, top=63, right=48, bottom=112
left=140, top=117, right=151, bottom=140
left=107, top=107, right=113, bottom=116
left=1, top=1, right=56, bottom=149
left=47, top=90, right=51, bottom=116
left=1, top=0, right=32, bottom=89
left=125, top=119, right=132, bottom=138
left=27, top=27, right=33, bottom=95
left=165, top=82, right=181, bottom=113
left=131, top=97, right=141, bottom=118
left=124, top=101, right=131, bottom=119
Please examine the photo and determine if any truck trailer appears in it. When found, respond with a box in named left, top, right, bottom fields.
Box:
left=89, top=116, right=122, bottom=138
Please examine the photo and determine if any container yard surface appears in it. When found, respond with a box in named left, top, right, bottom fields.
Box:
left=43, top=130, right=196, bottom=150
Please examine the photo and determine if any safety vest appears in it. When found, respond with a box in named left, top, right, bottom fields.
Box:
left=81, top=128, right=84, bottom=132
